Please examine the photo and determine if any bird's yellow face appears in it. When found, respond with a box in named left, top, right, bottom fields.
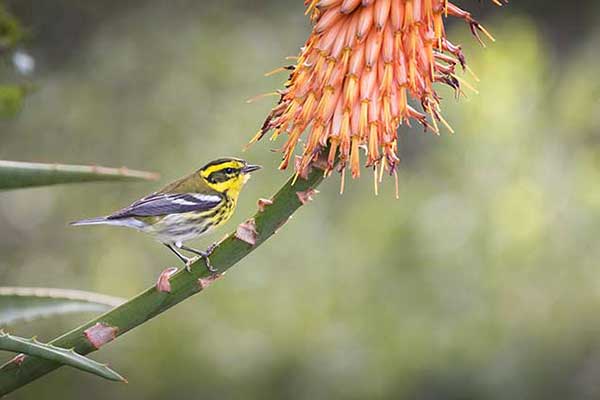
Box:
left=199, top=158, right=261, bottom=197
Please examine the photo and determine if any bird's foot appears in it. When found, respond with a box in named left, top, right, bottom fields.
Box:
left=180, top=243, right=218, bottom=274
left=185, top=256, right=201, bottom=272
left=197, top=250, right=217, bottom=274
left=202, top=243, right=218, bottom=274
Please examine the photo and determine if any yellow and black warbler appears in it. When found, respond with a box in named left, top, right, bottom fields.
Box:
left=71, top=157, right=261, bottom=272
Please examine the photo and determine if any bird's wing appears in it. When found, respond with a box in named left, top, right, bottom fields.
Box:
left=108, top=193, right=223, bottom=218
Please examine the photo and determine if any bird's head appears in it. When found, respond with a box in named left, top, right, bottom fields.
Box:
left=199, top=157, right=261, bottom=196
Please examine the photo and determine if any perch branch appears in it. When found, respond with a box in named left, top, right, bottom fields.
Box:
left=0, top=165, right=326, bottom=395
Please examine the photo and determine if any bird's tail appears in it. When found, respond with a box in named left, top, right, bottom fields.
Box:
left=70, top=216, right=111, bottom=226
left=70, top=216, right=146, bottom=229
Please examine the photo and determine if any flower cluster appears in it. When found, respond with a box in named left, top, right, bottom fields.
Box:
left=251, top=0, right=504, bottom=195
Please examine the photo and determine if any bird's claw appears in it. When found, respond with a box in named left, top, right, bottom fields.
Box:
left=184, top=251, right=217, bottom=274
left=204, top=258, right=217, bottom=274
left=175, top=243, right=218, bottom=274
left=200, top=250, right=217, bottom=274
left=185, top=256, right=200, bottom=272
left=200, top=243, right=218, bottom=274
left=205, top=242, right=217, bottom=255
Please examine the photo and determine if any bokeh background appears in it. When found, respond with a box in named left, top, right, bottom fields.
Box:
left=1, top=0, right=600, bottom=398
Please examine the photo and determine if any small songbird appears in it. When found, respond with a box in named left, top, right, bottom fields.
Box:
left=71, top=157, right=261, bottom=272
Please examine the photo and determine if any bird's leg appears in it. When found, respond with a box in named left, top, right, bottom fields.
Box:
left=179, top=244, right=218, bottom=274
left=164, top=244, right=197, bottom=272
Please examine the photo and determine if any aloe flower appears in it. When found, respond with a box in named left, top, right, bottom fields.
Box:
left=251, top=0, right=504, bottom=195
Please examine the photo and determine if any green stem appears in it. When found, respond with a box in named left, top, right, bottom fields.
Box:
left=0, top=160, right=158, bottom=191
left=0, top=166, right=326, bottom=395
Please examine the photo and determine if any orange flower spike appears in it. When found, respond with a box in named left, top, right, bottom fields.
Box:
left=359, top=99, right=369, bottom=139
left=321, top=59, right=337, bottom=86
left=318, top=0, right=341, bottom=8
left=293, top=73, right=312, bottom=99
left=300, top=92, right=318, bottom=124
left=351, top=101, right=361, bottom=139
left=339, top=109, right=352, bottom=162
left=413, top=0, right=423, bottom=24
left=402, top=2, right=418, bottom=89
left=315, top=122, right=330, bottom=148
left=390, top=0, right=405, bottom=32
left=328, top=61, right=347, bottom=87
left=255, top=0, right=504, bottom=192
left=348, top=44, right=365, bottom=75
left=389, top=85, right=401, bottom=124
left=395, top=45, right=408, bottom=86
left=368, top=86, right=381, bottom=125
left=403, top=0, right=414, bottom=29
left=407, top=38, right=417, bottom=90
left=304, top=123, right=325, bottom=158
left=416, top=36, right=435, bottom=82
left=382, top=94, right=393, bottom=134
left=356, top=6, right=374, bottom=41
left=317, top=22, right=343, bottom=54
left=433, top=12, right=444, bottom=44
left=330, top=22, right=350, bottom=60
left=327, top=138, right=339, bottom=170
left=428, top=46, right=436, bottom=82
left=380, top=24, right=395, bottom=95
left=350, top=136, right=361, bottom=178
left=315, top=86, right=338, bottom=122
left=341, top=0, right=362, bottom=14
left=344, top=11, right=360, bottom=48
left=360, top=67, right=377, bottom=102
left=280, top=127, right=302, bottom=170
left=344, top=74, right=359, bottom=109
left=374, top=0, right=391, bottom=30
left=381, top=23, right=394, bottom=63
left=423, top=0, right=433, bottom=25
left=341, top=46, right=353, bottom=72
left=311, top=53, right=327, bottom=81
left=396, top=86, right=407, bottom=120
left=365, top=29, right=383, bottom=68
left=349, top=101, right=362, bottom=178
left=315, top=6, right=344, bottom=33
left=331, top=98, right=344, bottom=136
left=286, top=99, right=302, bottom=121
left=368, top=86, right=383, bottom=163
left=269, top=117, right=289, bottom=141
left=367, top=123, right=380, bottom=165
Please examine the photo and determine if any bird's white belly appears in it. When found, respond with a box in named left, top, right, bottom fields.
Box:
left=140, top=213, right=214, bottom=245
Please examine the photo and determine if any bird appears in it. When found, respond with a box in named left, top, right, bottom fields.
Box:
left=71, top=157, right=261, bottom=273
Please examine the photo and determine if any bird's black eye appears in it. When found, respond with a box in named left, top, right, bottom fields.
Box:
left=224, top=168, right=235, bottom=174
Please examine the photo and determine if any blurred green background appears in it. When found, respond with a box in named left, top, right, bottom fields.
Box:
left=1, top=0, right=600, bottom=398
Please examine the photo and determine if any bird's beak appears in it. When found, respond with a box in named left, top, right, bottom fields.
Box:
left=242, top=164, right=262, bottom=174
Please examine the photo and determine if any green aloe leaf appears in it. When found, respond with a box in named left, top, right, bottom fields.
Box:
left=0, top=287, right=124, bottom=327
left=0, top=160, right=159, bottom=191
left=0, top=331, right=126, bottom=382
